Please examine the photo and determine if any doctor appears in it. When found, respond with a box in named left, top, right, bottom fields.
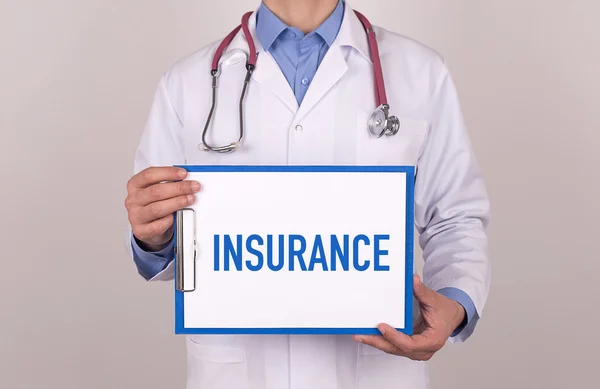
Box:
left=124, top=0, right=491, bottom=388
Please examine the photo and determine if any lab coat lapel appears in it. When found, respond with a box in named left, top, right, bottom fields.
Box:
left=294, top=2, right=372, bottom=123
left=251, top=51, right=299, bottom=113
left=337, top=1, right=372, bottom=64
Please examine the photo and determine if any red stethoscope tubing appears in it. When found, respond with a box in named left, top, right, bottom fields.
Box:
left=210, top=10, right=388, bottom=107
left=200, top=10, right=397, bottom=153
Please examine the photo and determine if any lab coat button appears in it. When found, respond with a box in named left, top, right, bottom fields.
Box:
left=295, top=125, right=303, bottom=132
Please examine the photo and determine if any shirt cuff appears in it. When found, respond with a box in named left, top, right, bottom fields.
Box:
left=437, top=287, right=477, bottom=337
left=131, top=235, right=174, bottom=280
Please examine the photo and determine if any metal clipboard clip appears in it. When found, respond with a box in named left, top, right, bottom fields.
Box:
left=175, top=208, right=197, bottom=292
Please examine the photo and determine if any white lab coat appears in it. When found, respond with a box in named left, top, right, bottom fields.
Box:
left=127, top=2, right=491, bottom=388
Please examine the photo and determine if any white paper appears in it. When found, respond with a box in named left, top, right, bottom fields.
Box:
left=181, top=170, right=409, bottom=330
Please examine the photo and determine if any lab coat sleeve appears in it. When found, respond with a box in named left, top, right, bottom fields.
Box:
left=124, top=74, right=186, bottom=282
left=414, top=61, right=491, bottom=343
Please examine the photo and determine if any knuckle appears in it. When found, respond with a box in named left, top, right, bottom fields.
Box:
left=149, top=185, right=161, bottom=199
left=131, top=226, right=146, bottom=241
left=147, top=222, right=162, bottom=237
left=143, top=168, right=155, bottom=182
left=148, top=203, right=162, bottom=219
left=128, top=212, right=140, bottom=227
left=151, top=219, right=171, bottom=238
left=160, top=216, right=174, bottom=230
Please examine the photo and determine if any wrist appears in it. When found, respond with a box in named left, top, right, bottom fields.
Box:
left=134, top=234, right=172, bottom=252
left=450, top=300, right=466, bottom=331
left=142, top=241, right=170, bottom=252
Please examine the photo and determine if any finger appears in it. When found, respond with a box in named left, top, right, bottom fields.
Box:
left=138, top=194, right=196, bottom=223
left=128, top=167, right=188, bottom=191
left=354, top=334, right=436, bottom=361
left=132, top=214, right=174, bottom=243
left=413, top=274, right=438, bottom=307
left=378, top=323, right=443, bottom=354
left=353, top=335, right=406, bottom=356
left=136, top=180, right=201, bottom=206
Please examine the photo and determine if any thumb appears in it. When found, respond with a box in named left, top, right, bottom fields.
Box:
left=413, top=274, right=436, bottom=306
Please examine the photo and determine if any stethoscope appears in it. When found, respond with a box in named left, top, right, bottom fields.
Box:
left=200, top=10, right=400, bottom=154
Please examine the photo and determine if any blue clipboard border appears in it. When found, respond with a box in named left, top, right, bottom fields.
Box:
left=173, top=165, right=414, bottom=336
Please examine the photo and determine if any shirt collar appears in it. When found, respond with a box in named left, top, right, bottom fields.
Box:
left=256, top=0, right=344, bottom=51
left=312, top=0, right=344, bottom=46
left=255, top=2, right=289, bottom=51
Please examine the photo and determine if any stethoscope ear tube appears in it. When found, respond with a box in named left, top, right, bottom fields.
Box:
left=200, top=9, right=400, bottom=153
left=199, top=11, right=257, bottom=154
left=199, top=64, right=253, bottom=153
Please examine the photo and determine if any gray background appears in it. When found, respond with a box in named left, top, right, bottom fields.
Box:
left=1, top=0, right=599, bottom=388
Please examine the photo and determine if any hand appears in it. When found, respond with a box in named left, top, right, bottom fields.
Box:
left=125, top=166, right=200, bottom=251
left=353, top=274, right=465, bottom=361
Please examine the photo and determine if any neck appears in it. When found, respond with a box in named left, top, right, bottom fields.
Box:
left=262, top=0, right=340, bottom=34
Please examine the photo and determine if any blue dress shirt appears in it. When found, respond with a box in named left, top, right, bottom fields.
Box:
left=255, top=0, right=344, bottom=105
left=131, top=0, right=476, bottom=337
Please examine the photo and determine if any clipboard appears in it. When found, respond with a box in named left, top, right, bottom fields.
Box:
left=174, top=165, right=414, bottom=335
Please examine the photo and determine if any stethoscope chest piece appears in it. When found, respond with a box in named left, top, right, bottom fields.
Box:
left=367, top=104, right=400, bottom=138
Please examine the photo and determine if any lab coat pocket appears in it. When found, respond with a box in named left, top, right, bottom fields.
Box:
left=186, top=337, right=249, bottom=389
left=356, top=113, right=429, bottom=166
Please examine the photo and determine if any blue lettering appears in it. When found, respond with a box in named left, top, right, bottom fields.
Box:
left=374, top=234, right=390, bottom=271
left=308, top=234, right=328, bottom=271
left=214, top=235, right=220, bottom=271
left=213, top=234, right=391, bottom=272
left=288, top=235, right=308, bottom=271
left=223, top=235, right=243, bottom=271
left=245, top=234, right=264, bottom=271
left=352, top=234, right=370, bottom=271
left=267, top=235, right=284, bottom=271
left=330, top=234, right=349, bottom=271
